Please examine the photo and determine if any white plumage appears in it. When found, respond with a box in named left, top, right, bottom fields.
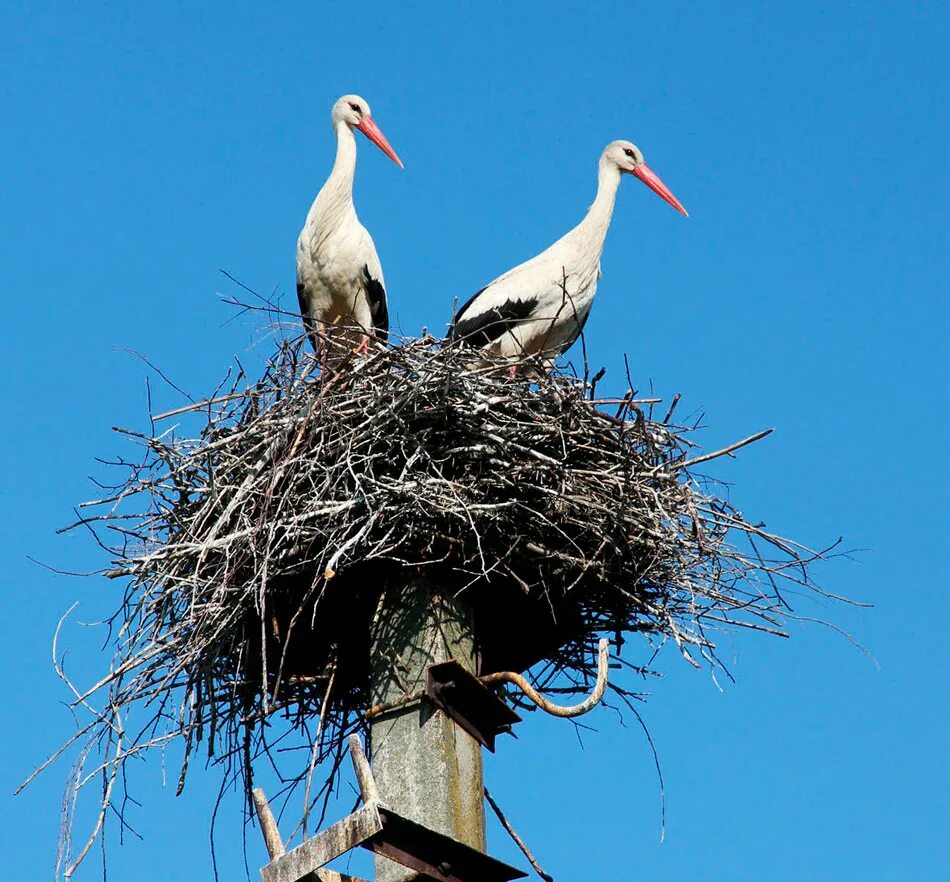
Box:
left=296, top=94, right=402, bottom=358
left=450, top=140, right=686, bottom=366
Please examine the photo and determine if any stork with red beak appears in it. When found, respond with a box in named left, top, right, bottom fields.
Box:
left=450, top=140, right=686, bottom=368
left=296, top=94, right=403, bottom=362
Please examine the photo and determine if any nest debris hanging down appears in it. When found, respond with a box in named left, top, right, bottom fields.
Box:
left=38, top=328, right=836, bottom=874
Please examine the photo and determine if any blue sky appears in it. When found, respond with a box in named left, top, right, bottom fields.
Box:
left=2, top=2, right=947, bottom=880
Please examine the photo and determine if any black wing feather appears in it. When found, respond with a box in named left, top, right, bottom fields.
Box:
left=450, top=287, right=539, bottom=347
left=362, top=265, right=389, bottom=341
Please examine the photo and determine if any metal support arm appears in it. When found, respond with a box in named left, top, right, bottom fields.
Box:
left=479, top=638, right=610, bottom=718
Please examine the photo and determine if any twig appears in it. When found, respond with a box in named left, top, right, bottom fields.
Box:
left=674, top=428, right=774, bottom=470
left=484, top=786, right=553, bottom=882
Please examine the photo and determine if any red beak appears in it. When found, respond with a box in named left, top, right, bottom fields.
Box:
left=632, top=163, right=688, bottom=216
left=356, top=116, right=404, bottom=168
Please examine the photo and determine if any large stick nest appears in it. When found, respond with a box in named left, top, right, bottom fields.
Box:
left=40, top=331, right=834, bottom=874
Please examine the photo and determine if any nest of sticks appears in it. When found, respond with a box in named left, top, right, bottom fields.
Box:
left=38, top=328, right=835, bottom=874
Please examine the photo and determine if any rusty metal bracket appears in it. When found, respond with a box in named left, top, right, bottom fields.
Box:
left=258, top=735, right=526, bottom=882
left=370, top=806, right=527, bottom=882
left=425, top=660, right=522, bottom=751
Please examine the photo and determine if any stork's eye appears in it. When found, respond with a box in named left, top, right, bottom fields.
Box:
left=349, top=102, right=362, bottom=113
left=624, top=149, right=635, bottom=158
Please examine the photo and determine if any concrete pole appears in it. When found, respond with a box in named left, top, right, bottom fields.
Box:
left=369, top=577, right=485, bottom=882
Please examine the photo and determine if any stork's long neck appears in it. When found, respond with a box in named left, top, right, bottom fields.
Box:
left=309, top=122, right=358, bottom=230
left=328, top=121, right=357, bottom=196
left=576, top=158, right=622, bottom=254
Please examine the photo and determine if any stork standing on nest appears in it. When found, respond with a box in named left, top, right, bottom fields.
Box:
left=296, top=94, right=403, bottom=363
left=450, top=140, right=687, bottom=371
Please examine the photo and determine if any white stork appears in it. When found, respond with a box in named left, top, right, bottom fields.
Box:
left=450, top=140, right=686, bottom=369
left=296, top=94, right=403, bottom=362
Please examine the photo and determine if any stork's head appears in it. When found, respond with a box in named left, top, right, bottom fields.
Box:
left=604, top=140, right=687, bottom=216
left=331, top=94, right=403, bottom=168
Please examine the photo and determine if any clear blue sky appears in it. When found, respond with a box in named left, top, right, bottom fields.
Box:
left=2, top=3, right=947, bottom=880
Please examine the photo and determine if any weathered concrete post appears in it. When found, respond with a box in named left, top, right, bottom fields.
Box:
left=369, top=578, right=485, bottom=882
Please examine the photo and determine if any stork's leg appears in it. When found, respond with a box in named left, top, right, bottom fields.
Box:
left=318, top=338, right=328, bottom=377
left=357, top=334, right=370, bottom=356
left=508, top=363, right=518, bottom=380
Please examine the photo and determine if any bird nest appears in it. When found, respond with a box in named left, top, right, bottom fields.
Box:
left=37, top=330, right=834, bottom=875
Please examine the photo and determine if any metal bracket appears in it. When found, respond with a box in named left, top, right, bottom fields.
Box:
left=424, top=660, right=522, bottom=751
left=258, top=735, right=526, bottom=882
left=370, top=806, right=526, bottom=882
